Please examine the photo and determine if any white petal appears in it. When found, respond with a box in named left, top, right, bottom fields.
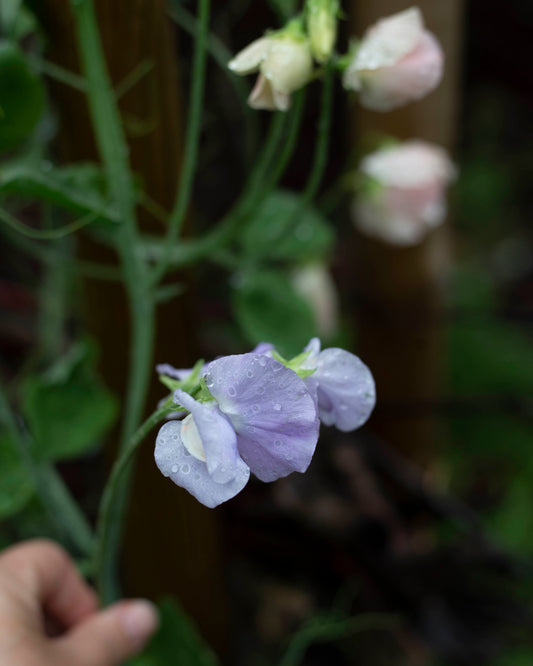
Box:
left=228, top=36, right=271, bottom=74
left=155, top=421, right=250, bottom=509
left=248, top=74, right=290, bottom=111
left=261, top=38, right=313, bottom=94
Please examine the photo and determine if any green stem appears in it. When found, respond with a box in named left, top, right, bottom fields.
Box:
left=302, top=63, right=334, bottom=203
left=71, top=0, right=155, bottom=603
left=93, top=405, right=173, bottom=591
left=0, top=385, right=94, bottom=556
left=151, top=0, right=211, bottom=285
left=39, top=206, right=68, bottom=360
left=136, top=112, right=289, bottom=270
left=264, top=90, right=306, bottom=190
left=0, top=207, right=99, bottom=240
left=279, top=613, right=400, bottom=666
left=30, top=56, right=87, bottom=92
left=167, top=1, right=260, bottom=164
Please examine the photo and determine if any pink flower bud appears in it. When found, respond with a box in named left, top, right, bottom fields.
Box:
left=352, top=140, right=456, bottom=245
left=343, top=7, right=444, bottom=112
left=229, top=34, right=313, bottom=111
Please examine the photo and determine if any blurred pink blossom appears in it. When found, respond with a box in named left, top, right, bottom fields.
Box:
left=343, top=7, right=444, bottom=112
left=352, top=140, right=456, bottom=245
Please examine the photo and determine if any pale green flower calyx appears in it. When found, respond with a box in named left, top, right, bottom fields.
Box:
left=306, top=0, right=339, bottom=63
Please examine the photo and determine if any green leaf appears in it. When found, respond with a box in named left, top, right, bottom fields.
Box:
left=233, top=270, right=317, bottom=358
left=0, top=161, right=119, bottom=224
left=0, top=41, right=45, bottom=152
left=0, top=432, right=33, bottom=520
left=21, top=341, right=118, bottom=462
left=129, top=598, right=218, bottom=666
left=0, top=0, right=22, bottom=35
left=240, top=190, right=334, bottom=263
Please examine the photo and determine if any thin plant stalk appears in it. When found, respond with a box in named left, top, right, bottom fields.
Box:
left=70, top=0, right=155, bottom=602
left=151, top=0, right=211, bottom=285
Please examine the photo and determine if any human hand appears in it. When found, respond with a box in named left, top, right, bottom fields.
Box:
left=0, top=539, right=158, bottom=666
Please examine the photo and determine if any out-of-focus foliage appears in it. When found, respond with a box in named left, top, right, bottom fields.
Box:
left=130, top=598, right=219, bottom=666
left=21, top=341, right=118, bottom=461
left=0, top=432, right=33, bottom=519
left=239, top=190, right=334, bottom=263
left=233, top=270, right=316, bottom=357
left=0, top=41, right=45, bottom=152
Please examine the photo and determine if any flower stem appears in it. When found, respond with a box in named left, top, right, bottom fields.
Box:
left=279, top=613, right=400, bottom=666
left=71, top=0, right=155, bottom=603
left=303, top=62, right=334, bottom=203
left=93, top=406, right=172, bottom=594
left=151, top=0, right=211, bottom=285
left=0, top=385, right=94, bottom=556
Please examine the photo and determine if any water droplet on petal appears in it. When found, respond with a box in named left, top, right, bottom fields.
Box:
left=258, top=357, right=267, bottom=367
left=256, top=386, right=265, bottom=395
left=171, top=464, right=179, bottom=473
left=252, top=404, right=260, bottom=413
left=274, top=439, right=282, bottom=447
left=227, top=386, right=237, bottom=397
left=247, top=370, right=254, bottom=378
left=273, top=403, right=282, bottom=411
left=181, top=464, right=190, bottom=474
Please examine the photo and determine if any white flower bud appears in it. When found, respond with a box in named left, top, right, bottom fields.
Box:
left=229, top=29, right=313, bottom=111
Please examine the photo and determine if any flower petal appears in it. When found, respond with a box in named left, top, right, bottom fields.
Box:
left=155, top=421, right=250, bottom=508
left=173, top=389, right=241, bottom=484
left=248, top=73, right=291, bottom=111
left=204, top=353, right=319, bottom=482
left=357, top=31, right=444, bottom=112
left=228, top=36, right=271, bottom=74
left=354, top=7, right=424, bottom=71
left=252, top=342, right=274, bottom=355
left=313, top=348, right=376, bottom=431
left=261, top=38, right=313, bottom=94
left=156, top=363, right=193, bottom=381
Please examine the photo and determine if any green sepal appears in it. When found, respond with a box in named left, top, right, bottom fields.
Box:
left=271, top=349, right=316, bottom=379
left=158, top=358, right=210, bottom=405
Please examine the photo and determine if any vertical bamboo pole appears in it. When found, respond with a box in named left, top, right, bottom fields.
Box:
left=34, top=0, right=228, bottom=651
left=348, top=0, right=464, bottom=468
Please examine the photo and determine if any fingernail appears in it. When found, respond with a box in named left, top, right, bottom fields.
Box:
left=120, top=599, right=159, bottom=650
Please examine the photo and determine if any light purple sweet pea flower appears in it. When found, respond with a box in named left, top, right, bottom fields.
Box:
left=204, top=353, right=320, bottom=482
left=155, top=351, right=320, bottom=507
left=155, top=389, right=250, bottom=508
left=302, top=338, right=376, bottom=432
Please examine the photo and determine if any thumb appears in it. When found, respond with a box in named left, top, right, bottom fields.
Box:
left=56, top=599, right=158, bottom=666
